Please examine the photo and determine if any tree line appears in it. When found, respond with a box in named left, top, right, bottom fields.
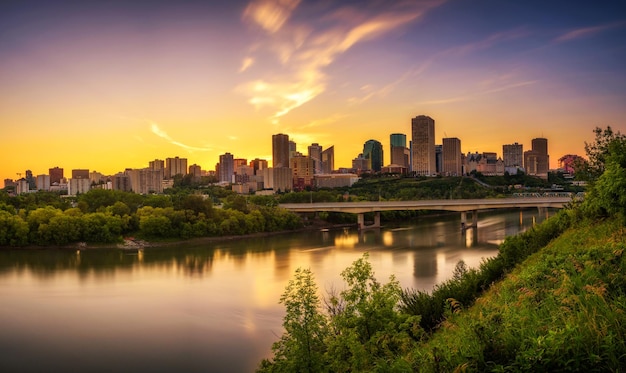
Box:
left=0, top=189, right=302, bottom=246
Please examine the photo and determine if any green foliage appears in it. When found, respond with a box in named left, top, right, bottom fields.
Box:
left=0, top=210, right=28, bottom=246
left=259, top=268, right=328, bottom=373
left=578, top=126, right=626, bottom=181
left=260, top=254, right=422, bottom=372
left=584, top=137, right=626, bottom=218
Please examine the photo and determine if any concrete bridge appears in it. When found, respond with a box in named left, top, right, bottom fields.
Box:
left=279, top=197, right=574, bottom=230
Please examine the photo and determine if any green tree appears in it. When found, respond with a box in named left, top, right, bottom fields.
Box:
left=585, top=136, right=626, bottom=218
left=259, top=268, right=328, bottom=373
left=577, top=126, right=626, bottom=181
left=0, top=210, right=29, bottom=246
left=324, top=254, right=419, bottom=371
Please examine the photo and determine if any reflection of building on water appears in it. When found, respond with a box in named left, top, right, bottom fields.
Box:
left=412, top=251, right=437, bottom=278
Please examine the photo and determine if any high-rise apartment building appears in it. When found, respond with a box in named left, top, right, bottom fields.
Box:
left=308, top=143, right=323, bottom=174
left=321, top=146, right=334, bottom=174
left=442, top=137, right=462, bottom=176
left=363, top=139, right=383, bottom=172
left=272, top=134, right=290, bottom=168
left=411, top=115, right=436, bottom=176
left=165, top=157, right=187, bottom=178
left=149, top=159, right=164, bottom=171
left=218, top=153, right=234, bottom=183
left=390, top=134, right=409, bottom=168
left=49, top=167, right=64, bottom=184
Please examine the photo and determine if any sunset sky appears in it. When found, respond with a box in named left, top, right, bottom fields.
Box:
left=1, top=0, right=625, bottom=183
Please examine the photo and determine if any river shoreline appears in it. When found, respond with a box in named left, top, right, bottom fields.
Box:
left=0, top=220, right=357, bottom=251
left=0, top=210, right=466, bottom=251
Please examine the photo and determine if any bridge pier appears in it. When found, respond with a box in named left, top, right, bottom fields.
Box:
left=461, top=210, right=478, bottom=231
left=357, top=212, right=381, bottom=230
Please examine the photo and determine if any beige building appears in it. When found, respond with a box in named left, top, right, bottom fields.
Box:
left=261, top=167, right=292, bottom=193
left=68, top=178, right=91, bottom=196
left=128, top=168, right=164, bottom=194
left=315, top=174, right=359, bottom=188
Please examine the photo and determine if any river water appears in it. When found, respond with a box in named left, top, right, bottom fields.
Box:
left=0, top=209, right=551, bottom=372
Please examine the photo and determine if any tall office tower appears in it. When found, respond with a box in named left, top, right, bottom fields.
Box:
left=25, top=170, right=35, bottom=189
left=503, top=143, right=523, bottom=168
left=165, top=157, right=188, bottom=178
left=442, top=137, right=462, bottom=176
left=291, top=155, right=315, bottom=190
left=363, top=139, right=383, bottom=172
left=524, top=138, right=549, bottom=176
left=308, top=143, right=323, bottom=174
left=250, top=158, right=268, bottom=174
left=321, top=146, right=334, bottom=174
left=390, top=133, right=409, bottom=168
left=411, top=115, right=436, bottom=176
left=272, top=133, right=290, bottom=168
left=219, top=153, right=234, bottom=183
left=72, top=169, right=89, bottom=179
left=49, top=166, right=64, bottom=184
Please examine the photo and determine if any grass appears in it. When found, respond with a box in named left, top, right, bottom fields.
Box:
left=409, top=217, right=626, bottom=372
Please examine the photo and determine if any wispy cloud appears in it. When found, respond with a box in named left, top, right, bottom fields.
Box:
left=239, top=0, right=445, bottom=122
left=417, top=76, right=538, bottom=106
left=444, top=28, right=530, bottom=57
left=150, top=122, right=213, bottom=152
left=554, top=21, right=625, bottom=43
left=239, top=57, right=255, bottom=73
left=243, top=0, right=301, bottom=34
left=348, top=63, right=431, bottom=105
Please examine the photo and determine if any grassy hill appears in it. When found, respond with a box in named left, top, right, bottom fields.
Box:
left=410, top=216, right=625, bottom=371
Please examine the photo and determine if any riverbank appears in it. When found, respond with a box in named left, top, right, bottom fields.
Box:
left=0, top=219, right=355, bottom=251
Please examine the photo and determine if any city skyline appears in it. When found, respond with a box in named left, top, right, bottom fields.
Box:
left=1, top=0, right=625, bottom=183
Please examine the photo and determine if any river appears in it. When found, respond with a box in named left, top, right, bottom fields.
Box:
left=0, top=208, right=551, bottom=372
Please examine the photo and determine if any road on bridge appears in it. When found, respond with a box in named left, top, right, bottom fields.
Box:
left=279, top=197, right=573, bottom=214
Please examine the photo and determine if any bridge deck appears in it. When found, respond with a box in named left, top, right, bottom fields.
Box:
left=279, top=197, right=572, bottom=214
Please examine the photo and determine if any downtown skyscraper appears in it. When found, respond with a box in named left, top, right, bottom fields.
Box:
left=272, top=134, right=290, bottom=168
left=411, top=115, right=436, bottom=176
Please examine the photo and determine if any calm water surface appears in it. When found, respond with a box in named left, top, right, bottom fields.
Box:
left=0, top=209, right=551, bottom=372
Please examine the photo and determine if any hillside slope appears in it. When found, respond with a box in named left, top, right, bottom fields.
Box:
left=412, top=217, right=626, bottom=371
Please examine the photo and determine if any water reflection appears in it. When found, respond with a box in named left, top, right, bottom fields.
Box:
left=0, top=208, right=554, bottom=372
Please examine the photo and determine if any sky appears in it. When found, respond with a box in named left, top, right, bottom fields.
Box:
left=1, top=0, right=625, bottom=182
